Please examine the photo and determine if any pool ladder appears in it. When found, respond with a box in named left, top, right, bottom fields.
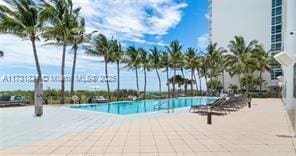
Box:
left=153, top=101, right=174, bottom=113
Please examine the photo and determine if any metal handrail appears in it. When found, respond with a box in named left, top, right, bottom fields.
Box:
left=153, top=100, right=173, bottom=113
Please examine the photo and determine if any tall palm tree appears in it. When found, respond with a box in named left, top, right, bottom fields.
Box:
left=196, top=52, right=204, bottom=95
left=253, top=45, right=271, bottom=94
left=149, top=47, right=162, bottom=96
left=126, top=46, right=142, bottom=95
left=205, top=43, right=226, bottom=81
left=41, top=0, right=80, bottom=104
left=0, top=0, right=43, bottom=115
left=139, top=48, right=150, bottom=99
left=166, top=40, right=182, bottom=97
left=86, top=34, right=113, bottom=100
left=220, top=55, right=227, bottom=92
left=184, top=48, right=198, bottom=96
left=225, top=36, right=259, bottom=94
left=110, top=39, right=124, bottom=101
left=161, top=52, right=171, bottom=98
left=199, top=54, right=209, bottom=95
left=68, top=17, right=94, bottom=96
left=179, top=53, right=187, bottom=95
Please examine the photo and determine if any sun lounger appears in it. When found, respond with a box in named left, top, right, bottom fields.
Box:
left=190, top=95, right=248, bottom=114
left=91, top=96, right=109, bottom=103
left=0, top=96, right=27, bottom=106
left=128, top=95, right=138, bottom=101
left=189, top=98, right=225, bottom=113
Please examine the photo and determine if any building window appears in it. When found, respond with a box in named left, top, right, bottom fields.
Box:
left=271, top=42, right=282, bottom=51
left=272, top=34, right=282, bottom=42
left=272, top=0, right=282, bottom=7
left=272, top=16, right=282, bottom=25
left=294, top=63, right=296, bottom=97
left=271, top=68, right=283, bottom=80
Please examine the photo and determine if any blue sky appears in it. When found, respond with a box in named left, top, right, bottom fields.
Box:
left=0, top=0, right=209, bottom=91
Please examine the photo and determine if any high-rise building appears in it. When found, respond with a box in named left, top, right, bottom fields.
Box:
left=210, top=0, right=283, bottom=95
left=270, top=0, right=283, bottom=80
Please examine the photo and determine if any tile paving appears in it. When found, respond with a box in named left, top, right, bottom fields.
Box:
left=0, top=98, right=295, bottom=155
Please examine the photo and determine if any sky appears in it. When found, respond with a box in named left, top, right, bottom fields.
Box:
left=0, top=0, right=209, bottom=92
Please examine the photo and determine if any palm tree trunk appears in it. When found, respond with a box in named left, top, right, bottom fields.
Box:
left=238, top=74, right=241, bottom=92
left=259, top=71, right=262, bottom=94
left=184, top=83, right=188, bottom=95
left=156, top=68, right=161, bottom=96
left=60, top=42, right=66, bottom=104
left=31, top=37, right=43, bottom=116
left=31, top=38, right=42, bottom=79
left=181, top=68, right=185, bottom=78
left=166, top=67, right=170, bottom=98
left=136, top=67, right=139, bottom=96
left=144, top=67, right=147, bottom=99
left=191, top=68, right=194, bottom=96
left=197, top=68, right=202, bottom=96
left=246, top=83, right=249, bottom=95
left=173, top=68, right=176, bottom=97
left=205, top=75, right=209, bottom=95
left=222, top=70, right=225, bottom=93
left=104, top=59, right=111, bottom=100
left=193, top=70, right=198, bottom=96
left=70, top=45, right=78, bottom=96
left=246, top=73, right=250, bottom=95
left=117, top=61, right=120, bottom=101
left=181, top=68, right=185, bottom=95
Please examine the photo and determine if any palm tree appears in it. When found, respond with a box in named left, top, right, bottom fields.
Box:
left=196, top=52, right=204, bottom=95
left=166, top=41, right=183, bottom=97
left=205, top=43, right=226, bottom=81
left=169, top=75, right=184, bottom=95
left=110, top=39, right=124, bottom=101
left=149, top=47, right=162, bottom=96
left=139, top=48, right=150, bottom=99
left=68, top=17, right=95, bottom=96
left=199, top=54, right=209, bottom=94
left=126, top=46, right=142, bottom=95
left=161, top=52, right=171, bottom=98
left=225, top=36, right=259, bottom=94
left=184, top=48, right=198, bottom=96
left=0, top=0, right=43, bottom=115
left=41, top=0, right=80, bottom=104
left=253, top=45, right=271, bottom=94
left=86, top=34, right=113, bottom=100
left=220, top=55, right=227, bottom=92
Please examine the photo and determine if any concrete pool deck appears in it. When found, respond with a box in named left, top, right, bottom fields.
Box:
left=0, top=98, right=295, bottom=155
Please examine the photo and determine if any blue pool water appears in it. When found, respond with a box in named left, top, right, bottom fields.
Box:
left=70, top=97, right=216, bottom=115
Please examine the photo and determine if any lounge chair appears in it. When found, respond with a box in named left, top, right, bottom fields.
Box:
left=213, top=95, right=248, bottom=112
left=0, top=96, right=27, bottom=106
left=191, top=96, right=245, bottom=114
left=128, top=95, right=138, bottom=101
left=195, top=95, right=249, bottom=114
left=92, top=96, right=109, bottom=103
left=189, top=98, right=225, bottom=113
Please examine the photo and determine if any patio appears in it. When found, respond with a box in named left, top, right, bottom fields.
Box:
left=0, top=98, right=295, bottom=155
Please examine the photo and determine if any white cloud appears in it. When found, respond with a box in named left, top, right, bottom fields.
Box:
left=197, top=33, right=209, bottom=50
left=73, top=0, right=187, bottom=44
left=0, top=35, right=102, bottom=71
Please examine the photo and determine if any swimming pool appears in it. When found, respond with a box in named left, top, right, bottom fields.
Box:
left=70, top=97, right=216, bottom=115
